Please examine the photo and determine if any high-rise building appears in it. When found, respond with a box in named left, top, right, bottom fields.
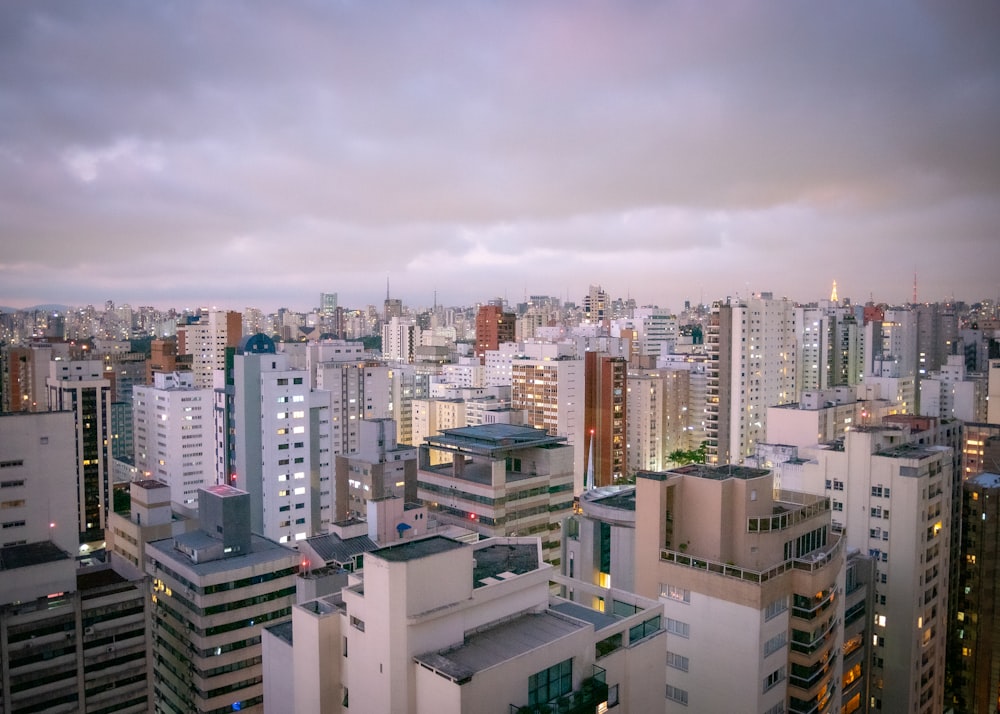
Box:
left=706, top=294, right=797, bottom=464
left=0, top=411, right=153, bottom=714
left=633, top=464, right=860, bottom=714
left=511, top=356, right=585, bottom=486
left=626, top=368, right=692, bottom=474
left=951, top=471, right=1000, bottom=712
left=417, top=424, right=574, bottom=562
left=474, top=304, right=516, bottom=363
left=796, top=302, right=863, bottom=393
left=146, top=486, right=299, bottom=714
left=583, top=285, right=609, bottom=327
left=133, top=371, right=215, bottom=507
left=177, top=309, right=242, bottom=389
left=231, top=335, right=330, bottom=544
left=320, top=292, right=338, bottom=317
left=774, top=426, right=952, bottom=712
left=46, top=359, right=113, bottom=544
left=584, top=351, right=627, bottom=486
left=315, top=359, right=394, bottom=455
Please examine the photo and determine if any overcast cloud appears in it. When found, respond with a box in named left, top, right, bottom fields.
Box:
left=1, top=1, right=998, bottom=312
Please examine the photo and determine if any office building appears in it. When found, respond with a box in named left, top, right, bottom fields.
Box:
left=417, top=424, right=574, bottom=562
left=145, top=486, right=299, bottom=714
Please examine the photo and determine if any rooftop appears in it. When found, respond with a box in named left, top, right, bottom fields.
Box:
left=0, top=541, right=71, bottom=571
left=372, top=535, right=466, bottom=563
left=472, top=542, right=540, bottom=587
left=582, top=486, right=636, bottom=512
left=877, top=443, right=945, bottom=461
left=266, top=620, right=294, bottom=646
left=969, top=472, right=1000, bottom=489
left=671, top=463, right=770, bottom=481
left=146, top=533, right=297, bottom=575
left=133, top=479, right=169, bottom=490
left=414, top=611, right=585, bottom=683
left=203, top=484, right=246, bottom=498
left=304, top=531, right=377, bottom=565
left=425, top=424, right=567, bottom=456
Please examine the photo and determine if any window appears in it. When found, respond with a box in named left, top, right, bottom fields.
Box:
left=666, top=684, right=688, bottom=705
left=763, top=666, right=785, bottom=693
left=833, top=480, right=844, bottom=491
left=764, top=597, right=788, bottom=621
left=528, top=658, right=572, bottom=706
left=667, top=651, right=689, bottom=671
left=350, top=616, right=365, bottom=632
left=764, top=632, right=787, bottom=657
left=607, top=683, right=619, bottom=708
left=661, top=584, right=691, bottom=603
left=665, top=618, right=689, bottom=638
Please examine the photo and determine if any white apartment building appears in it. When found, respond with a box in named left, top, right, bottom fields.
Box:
left=773, top=426, right=952, bottom=713
left=232, top=335, right=330, bottom=544
left=332, top=419, right=417, bottom=522
left=626, top=367, right=694, bottom=475
left=382, top=317, right=421, bottom=364
left=706, top=294, right=798, bottom=465
left=990, top=359, right=1000, bottom=424
left=796, top=302, right=863, bottom=393
left=262, top=535, right=665, bottom=714
left=133, top=371, right=214, bottom=507
left=919, top=354, right=987, bottom=422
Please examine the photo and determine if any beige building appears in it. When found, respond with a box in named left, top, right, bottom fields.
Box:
left=634, top=464, right=850, bottom=714
left=262, top=535, right=665, bottom=714
left=106, top=479, right=196, bottom=580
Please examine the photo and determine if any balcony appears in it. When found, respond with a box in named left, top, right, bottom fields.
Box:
left=659, top=535, right=842, bottom=585
left=510, top=666, right=608, bottom=714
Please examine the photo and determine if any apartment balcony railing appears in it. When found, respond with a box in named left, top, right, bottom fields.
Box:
left=510, top=666, right=608, bottom=714
left=659, top=536, right=842, bottom=586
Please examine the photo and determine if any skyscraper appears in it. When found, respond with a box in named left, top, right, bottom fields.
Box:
left=177, top=309, right=242, bottom=389
left=584, top=351, right=627, bottom=486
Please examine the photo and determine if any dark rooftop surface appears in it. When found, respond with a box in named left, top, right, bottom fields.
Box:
left=372, top=535, right=465, bottom=563
left=969, top=472, right=1000, bottom=489
left=583, top=487, right=636, bottom=511
left=305, top=532, right=377, bottom=565
left=78, top=567, right=129, bottom=590
left=472, top=542, right=539, bottom=587
left=550, top=600, right=620, bottom=630
left=426, top=424, right=567, bottom=455
left=0, top=541, right=71, bottom=571
left=133, top=479, right=169, bottom=490
left=877, top=443, right=942, bottom=460
left=266, top=620, right=294, bottom=645
left=672, top=463, right=770, bottom=481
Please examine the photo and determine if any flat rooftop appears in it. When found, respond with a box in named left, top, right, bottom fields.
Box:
left=969, top=472, right=1000, bottom=489
left=146, top=533, right=296, bottom=575
left=582, top=487, right=636, bottom=512
left=266, top=620, right=294, bottom=646
left=472, top=542, right=539, bottom=587
left=877, top=443, right=946, bottom=461
left=426, top=424, right=567, bottom=456
left=671, top=463, right=770, bottom=481
left=133, top=479, right=169, bottom=490
left=371, top=535, right=466, bottom=563
left=414, top=611, right=586, bottom=682
left=0, top=541, right=71, bottom=571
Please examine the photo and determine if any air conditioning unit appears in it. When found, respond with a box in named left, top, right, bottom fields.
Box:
left=84, top=626, right=95, bottom=635
left=107, top=645, right=115, bottom=653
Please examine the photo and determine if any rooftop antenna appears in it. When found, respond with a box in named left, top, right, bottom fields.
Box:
left=386, top=275, right=390, bottom=301
left=912, top=272, right=917, bottom=304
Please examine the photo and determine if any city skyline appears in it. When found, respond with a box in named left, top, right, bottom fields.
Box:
left=2, top=3, right=999, bottom=312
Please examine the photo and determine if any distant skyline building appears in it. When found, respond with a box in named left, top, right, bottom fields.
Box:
left=474, top=304, right=516, bottom=363
left=706, top=293, right=797, bottom=465
left=177, top=309, right=242, bottom=389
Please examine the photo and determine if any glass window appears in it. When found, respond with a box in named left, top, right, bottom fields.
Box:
left=528, top=658, right=572, bottom=706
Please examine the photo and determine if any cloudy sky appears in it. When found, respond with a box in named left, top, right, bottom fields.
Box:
left=2, top=2, right=999, bottom=313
